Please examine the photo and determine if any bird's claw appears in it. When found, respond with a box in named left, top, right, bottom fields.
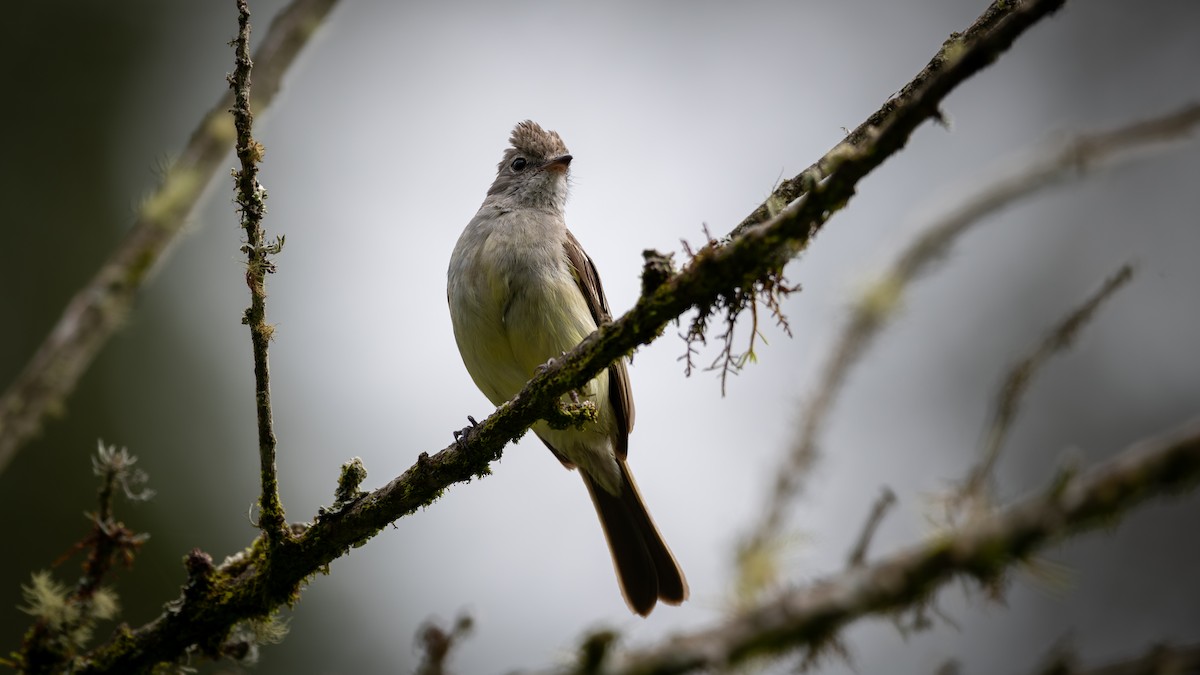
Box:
left=453, top=415, right=479, bottom=443
left=535, top=352, right=570, bottom=376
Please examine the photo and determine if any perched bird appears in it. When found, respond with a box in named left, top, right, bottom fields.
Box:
left=447, top=120, right=687, bottom=615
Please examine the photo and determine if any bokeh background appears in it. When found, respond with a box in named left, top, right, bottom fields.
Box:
left=2, top=1, right=1198, bottom=673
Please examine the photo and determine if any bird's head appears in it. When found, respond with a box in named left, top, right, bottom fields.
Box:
left=487, top=120, right=573, bottom=210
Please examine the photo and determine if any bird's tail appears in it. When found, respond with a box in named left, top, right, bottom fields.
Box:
left=582, top=460, right=688, bottom=616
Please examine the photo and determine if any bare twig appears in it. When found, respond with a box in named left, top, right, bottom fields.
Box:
left=846, top=487, right=897, bottom=569
left=0, top=0, right=339, bottom=475
left=564, top=416, right=1200, bottom=674
left=961, top=265, right=1134, bottom=503
left=230, top=0, right=287, bottom=541
left=739, top=102, right=1200, bottom=579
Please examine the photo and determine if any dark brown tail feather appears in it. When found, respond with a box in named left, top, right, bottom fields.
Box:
left=582, top=461, right=688, bottom=616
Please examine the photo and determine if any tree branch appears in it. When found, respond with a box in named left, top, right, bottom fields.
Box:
left=415, top=613, right=474, bottom=675
left=230, top=0, right=287, bottom=542
left=846, top=487, right=897, bottom=569
left=562, top=416, right=1200, bottom=674
left=0, top=0, right=340, bottom=475
left=683, top=0, right=1076, bottom=386
left=962, top=265, right=1133, bottom=502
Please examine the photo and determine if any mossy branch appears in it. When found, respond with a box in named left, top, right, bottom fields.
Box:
left=729, top=0, right=1063, bottom=240
left=230, top=0, right=287, bottom=543
left=679, top=0, right=1072, bottom=384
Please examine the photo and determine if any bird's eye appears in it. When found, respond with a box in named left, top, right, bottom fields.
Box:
left=510, top=157, right=527, bottom=171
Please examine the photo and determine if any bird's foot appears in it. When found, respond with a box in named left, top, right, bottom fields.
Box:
left=453, top=415, right=479, bottom=443
left=535, top=356, right=558, bottom=376
left=535, top=352, right=570, bottom=376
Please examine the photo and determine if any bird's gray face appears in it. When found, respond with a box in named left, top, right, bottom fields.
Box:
left=486, top=120, right=572, bottom=210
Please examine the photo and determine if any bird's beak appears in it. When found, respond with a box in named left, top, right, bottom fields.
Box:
left=544, top=154, right=573, bottom=173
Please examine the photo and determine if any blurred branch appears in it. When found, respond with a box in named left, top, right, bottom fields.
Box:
left=74, top=1, right=1080, bottom=670
left=230, top=0, right=287, bottom=541
left=1034, top=640, right=1200, bottom=675
left=887, top=102, right=1200, bottom=285
left=557, top=416, right=1200, bottom=674
left=737, top=101, right=1200, bottom=582
left=74, top=443, right=154, bottom=600
left=415, top=614, right=474, bottom=675
left=0, top=0, right=339, bottom=475
left=960, top=265, right=1134, bottom=503
left=846, top=487, right=897, bottom=569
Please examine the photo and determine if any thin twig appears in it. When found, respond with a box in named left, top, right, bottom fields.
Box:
left=740, top=102, right=1200, bottom=573
left=0, top=0, right=339, bottom=475
left=230, top=0, right=286, bottom=540
left=890, top=104, right=1200, bottom=283
left=961, top=265, right=1134, bottom=502
left=563, top=416, right=1200, bottom=674
left=75, top=443, right=153, bottom=600
left=415, top=614, right=474, bottom=675
left=16, top=444, right=151, bottom=672
left=846, top=487, right=897, bottom=569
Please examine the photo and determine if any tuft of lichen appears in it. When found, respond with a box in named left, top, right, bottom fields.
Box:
left=333, top=457, right=368, bottom=507
left=20, top=572, right=77, bottom=630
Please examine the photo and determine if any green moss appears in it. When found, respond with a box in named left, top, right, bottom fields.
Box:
left=333, top=457, right=368, bottom=507
left=141, top=167, right=203, bottom=229
left=941, top=34, right=968, bottom=67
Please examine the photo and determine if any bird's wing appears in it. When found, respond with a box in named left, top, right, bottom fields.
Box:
left=563, top=230, right=635, bottom=456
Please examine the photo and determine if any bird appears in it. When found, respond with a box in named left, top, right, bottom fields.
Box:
left=446, top=120, right=687, bottom=616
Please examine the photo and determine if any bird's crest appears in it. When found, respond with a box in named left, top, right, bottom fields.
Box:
left=508, top=120, right=569, bottom=160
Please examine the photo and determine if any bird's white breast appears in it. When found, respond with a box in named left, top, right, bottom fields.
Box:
left=448, top=207, right=598, bottom=404
left=447, top=205, right=621, bottom=490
